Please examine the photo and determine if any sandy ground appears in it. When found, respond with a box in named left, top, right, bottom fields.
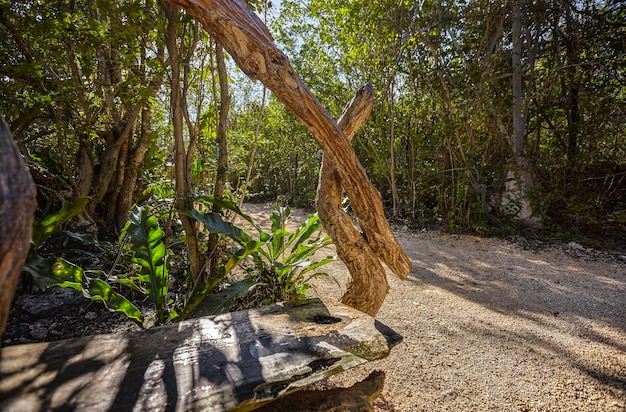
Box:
left=243, top=203, right=626, bottom=412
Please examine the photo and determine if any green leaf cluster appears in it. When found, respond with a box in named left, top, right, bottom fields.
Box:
left=24, top=199, right=143, bottom=325
left=119, top=205, right=170, bottom=325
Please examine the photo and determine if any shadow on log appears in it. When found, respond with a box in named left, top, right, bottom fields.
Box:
left=0, top=114, right=36, bottom=340
left=1, top=299, right=400, bottom=411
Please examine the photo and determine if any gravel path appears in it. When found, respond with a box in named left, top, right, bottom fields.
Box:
left=244, top=204, right=626, bottom=411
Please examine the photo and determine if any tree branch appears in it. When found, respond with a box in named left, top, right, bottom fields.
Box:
left=165, top=0, right=411, bottom=282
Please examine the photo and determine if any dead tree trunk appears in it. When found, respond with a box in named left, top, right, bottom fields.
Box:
left=318, top=84, right=392, bottom=316
left=0, top=115, right=36, bottom=339
left=165, top=0, right=411, bottom=313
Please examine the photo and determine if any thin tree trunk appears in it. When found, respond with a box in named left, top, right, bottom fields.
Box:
left=237, top=4, right=270, bottom=210
left=512, top=0, right=524, bottom=157
left=206, top=43, right=231, bottom=278
left=500, top=0, right=541, bottom=227
left=213, top=44, right=230, bottom=201
left=564, top=6, right=579, bottom=162
left=238, top=85, right=266, bottom=209
left=182, top=25, right=201, bottom=194
left=388, top=78, right=399, bottom=217
left=164, top=2, right=201, bottom=280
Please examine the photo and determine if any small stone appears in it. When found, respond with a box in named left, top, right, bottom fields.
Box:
left=566, top=242, right=584, bottom=250
left=84, top=312, right=98, bottom=321
left=29, top=324, right=48, bottom=340
left=18, top=288, right=84, bottom=317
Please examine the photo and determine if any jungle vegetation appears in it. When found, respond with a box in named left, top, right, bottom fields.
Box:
left=0, top=0, right=624, bottom=320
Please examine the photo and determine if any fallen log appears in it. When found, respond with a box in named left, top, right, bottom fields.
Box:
left=0, top=298, right=402, bottom=411
left=0, top=115, right=36, bottom=340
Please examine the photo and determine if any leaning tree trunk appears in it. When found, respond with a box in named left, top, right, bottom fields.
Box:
left=165, top=0, right=411, bottom=300
left=0, top=115, right=37, bottom=340
left=317, top=84, right=396, bottom=316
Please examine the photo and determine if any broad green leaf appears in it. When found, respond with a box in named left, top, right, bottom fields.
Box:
left=191, top=279, right=257, bottom=317
left=26, top=256, right=144, bottom=326
left=88, top=279, right=144, bottom=325
left=198, top=196, right=258, bottom=225
left=126, top=205, right=169, bottom=325
left=32, top=198, right=90, bottom=247
left=182, top=209, right=250, bottom=243
left=224, top=240, right=266, bottom=274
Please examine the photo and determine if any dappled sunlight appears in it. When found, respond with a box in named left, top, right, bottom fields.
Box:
left=372, top=230, right=626, bottom=406
left=1, top=298, right=400, bottom=411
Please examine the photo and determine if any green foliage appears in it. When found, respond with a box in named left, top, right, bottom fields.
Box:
left=272, top=0, right=625, bottom=234
left=31, top=198, right=90, bottom=247
left=181, top=201, right=336, bottom=317
left=191, top=278, right=257, bottom=317
left=3, top=0, right=624, bottom=341
left=229, top=96, right=323, bottom=206
left=248, top=204, right=337, bottom=303
left=23, top=256, right=143, bottom=325
left=176, top=197, right=267, bottom=320
left=24, top=198, right=144, bottom=325
left=48, top=258, right=143, bottom=325
left=118, top=205, right=170, bottom=325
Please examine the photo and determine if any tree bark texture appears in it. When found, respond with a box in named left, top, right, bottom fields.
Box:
left=164, top=2, right=201, bottom=280
left=114, top=106, right=153, bottom=232
left=165, top=0, right=411, bottom=298
left=318, top=84, right=391, bottom=316
left=0, top=298, right=400, bottom=411
left=0, top=115, right=36, bottom=339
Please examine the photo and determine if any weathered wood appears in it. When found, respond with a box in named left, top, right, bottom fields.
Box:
left=318, top=84, right=392, bottom=316
left=257, top=370, right=385, bottom=412
left=164, top=0, right=411, bottom=281
left=0, top=298, right=402, bottom=412
left=0, top=115, right=36, bottom=339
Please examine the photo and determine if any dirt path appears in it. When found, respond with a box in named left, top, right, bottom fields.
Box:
left=3, top=203, right=624, bottom=411
left=244, top=204, right=626, bottom=411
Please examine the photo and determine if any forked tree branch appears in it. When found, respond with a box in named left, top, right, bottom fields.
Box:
left=165, top=0, right=411, bottom=290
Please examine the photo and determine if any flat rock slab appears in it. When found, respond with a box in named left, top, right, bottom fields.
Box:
left=0, top=298, right=402, bottom=411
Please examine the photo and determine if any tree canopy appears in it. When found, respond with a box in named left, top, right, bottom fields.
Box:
left=1, top=0, right=625, bottom=241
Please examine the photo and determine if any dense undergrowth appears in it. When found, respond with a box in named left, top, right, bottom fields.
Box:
left=19, top=198, right=336, bottom=328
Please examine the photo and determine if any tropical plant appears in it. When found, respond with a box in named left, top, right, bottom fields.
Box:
left=252, top=204, right=337, bottom=302
left=23, top=198, right=144, bottom=325
left=184, top=201, right=337, bottom=317
left=117, top=204, right=170, bottom=325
